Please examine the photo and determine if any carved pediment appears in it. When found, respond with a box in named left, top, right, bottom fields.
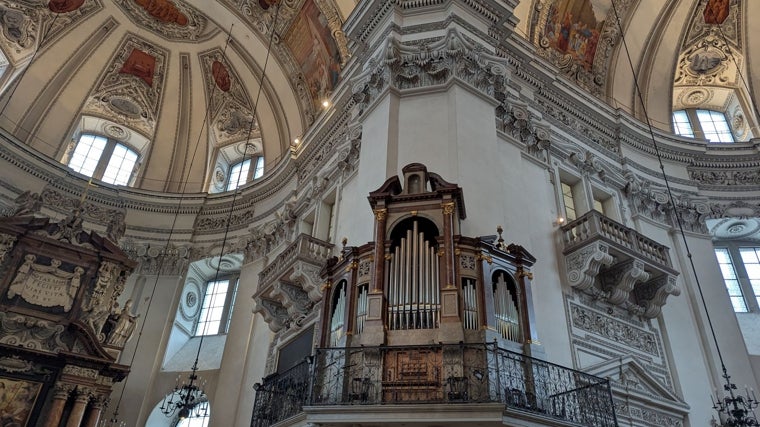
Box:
left=584, top=356, right=689, bottom=427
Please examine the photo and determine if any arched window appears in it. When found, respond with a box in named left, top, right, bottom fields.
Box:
left=672, top=109, right=735, bottom=143
left=66, top=134, right=139, bottom=186
left=225, top=156, right=265, bottom=191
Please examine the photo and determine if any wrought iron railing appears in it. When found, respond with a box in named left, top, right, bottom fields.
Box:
left=251, top=343, right=617, bottom=427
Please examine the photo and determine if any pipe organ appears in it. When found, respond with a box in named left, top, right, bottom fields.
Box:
left=319, top=164, right=538, bottom=353
left=493, top=271, right=521, bottom=342
left=329, top=281, right=346, bottom=346
left=387, top=220, right=440, bottom=330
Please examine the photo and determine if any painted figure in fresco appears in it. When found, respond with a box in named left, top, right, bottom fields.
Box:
left=541, top=0, right=606, bottom=71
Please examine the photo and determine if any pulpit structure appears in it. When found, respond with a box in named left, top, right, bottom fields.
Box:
left=0, top=212, right=136, bottom=427
left=252, top=164, right=617, bottom=427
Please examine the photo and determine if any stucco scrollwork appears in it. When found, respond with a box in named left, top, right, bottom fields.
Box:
left=0, top=311, right=70, bottom=352
left=113, top=0, right=215, bottom=42
left=273, top=280, right=313, bottom=318
left=351, top=29, right=509, bottom=120
left=289, top=261, right=323, bottom=302
left=254, top=297, right=291, bottom=332
left=565, top=243, right=614, bottom=294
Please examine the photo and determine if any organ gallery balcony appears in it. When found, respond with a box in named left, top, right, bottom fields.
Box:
left=561, top=210, right=680, bottom=318
left=251, top=343, right=617, bottom=427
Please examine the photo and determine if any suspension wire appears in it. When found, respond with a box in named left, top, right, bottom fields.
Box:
left=609, top=0, right=727, bottom=374
left=105, top=18, right=240, bottom=424
left=189, top=0, right=283, bottom=400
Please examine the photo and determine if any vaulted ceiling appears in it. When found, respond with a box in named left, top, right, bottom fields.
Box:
left=0, top=0, right=756, bottom=193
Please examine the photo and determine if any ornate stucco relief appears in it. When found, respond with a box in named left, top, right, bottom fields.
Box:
left=113, top=0, right=218, bottom=42
left=199, top=48, right=258, bottom=146
left=82, top=34, right=169, bottom=137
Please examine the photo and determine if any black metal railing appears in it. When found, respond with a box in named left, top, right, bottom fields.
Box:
left=251, top=343, right=617, bottom=427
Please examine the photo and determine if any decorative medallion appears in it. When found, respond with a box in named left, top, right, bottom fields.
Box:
left=120, top=48, right=156, bottom=86
left=703, top=0, right=730, bottom=25
left=185, top=290, right=197, bottom=308
left=104, top=124, right=129, bottom=140
left=113, top=0, right=216, bottom=42
left=680, top=89, right=711, bottom=107
left=212, top=60, right=231, bottom=92
left=48, top=0, right=85, bottom=13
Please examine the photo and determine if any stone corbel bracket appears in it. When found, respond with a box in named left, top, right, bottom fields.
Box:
left=254, top=297, right=290, bottom=333
left=600, top=259, right=651, bottom=305
left=289, top=261, right=323, bottom=302
left=566, top=242, right=614, bottom=293
left=634, top=275, right=681, bottom=319
left=272, top=280, right=312, bottom=318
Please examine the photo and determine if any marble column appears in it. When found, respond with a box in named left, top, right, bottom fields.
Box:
left=82, top=394, right=106, bottom=427
left=42, top=383, right=71, bottom=427
left=65, top=388, right=91, bottom=427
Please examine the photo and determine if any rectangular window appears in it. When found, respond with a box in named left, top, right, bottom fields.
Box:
left=739, top=247, right=760, bottom=308
left=592, top=198, right=605, bottom=215
left=715, top=248, right=748, bottom=312
left=227, top=159, right=251, bottom=191
left=196, top=279, right=230, bottom=336
left=69, top=135, right=108, bottom=177
left=697, top=110, right=734, bottom=143
left=253, top=156, right=265, bottom=179
left=672, top=110, right=694, bottom=138
left=102, top=143, right=138, bottom=186
left=561, top=182, right=577, bottom=221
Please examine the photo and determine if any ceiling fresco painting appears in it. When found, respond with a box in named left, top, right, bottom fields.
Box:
left=530, top=0, right=633, bottom=97
left=284, top=0, right=341, bottom=104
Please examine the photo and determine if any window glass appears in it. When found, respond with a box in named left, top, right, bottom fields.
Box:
left=696, top=110, right=734, bottom=143
left=196, top=279, right=230, bottom=336
left=561, top=182, right=577, bottom=221
left=102, top=143, right=138, bottom=185
left=672, top=110, right=694, bottom=138
left=739, top=247, right=760, bottom=307
left=253, top=156, right=265, bottom=179
left=227, top=159, right=251, bottom=191
left=715, top=248, right=748, bottom=312
left=68, top=134, right=108, bottom=177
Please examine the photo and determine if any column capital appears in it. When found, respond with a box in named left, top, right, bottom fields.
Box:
left=441, top=202, right=456, bottom=215
left=52, top=382, right=74, bottom=400
left=373, top=208, right=387, bottom=221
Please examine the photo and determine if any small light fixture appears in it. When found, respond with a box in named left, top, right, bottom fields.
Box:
left=322, top=100, right=330, bottom=108
left=293, top=137, right=300, bottom=145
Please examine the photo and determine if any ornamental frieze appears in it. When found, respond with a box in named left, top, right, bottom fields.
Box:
left=351, top=29, right=510, bottom=120
left=688, top=167, right=760, bottom=187
left=569, top=303, right=658, bottom=356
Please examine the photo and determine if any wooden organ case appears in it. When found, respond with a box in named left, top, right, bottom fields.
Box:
left=0, top=213, right=136, bottom=427
left=318, top=164, right=540, bottom=404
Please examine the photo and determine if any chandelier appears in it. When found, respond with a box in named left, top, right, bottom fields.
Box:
left=712, top=365, right=759, bottom=426
left=160, top=367, right=208, bottom=419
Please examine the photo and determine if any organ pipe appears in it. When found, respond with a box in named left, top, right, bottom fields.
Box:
left=387, top=220, right=440, bottom=330
left=494, top=273, right=521, bottom=342
left=330, top=283, right=346, bottom=346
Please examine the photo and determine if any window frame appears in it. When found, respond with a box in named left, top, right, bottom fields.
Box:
left=66, top=133, right=140, bottom=186
left=672, top=109, right=735, bottom=143
left=194, top=275, right=239, bottom=337
left=224, top=156, right=265, bottom=192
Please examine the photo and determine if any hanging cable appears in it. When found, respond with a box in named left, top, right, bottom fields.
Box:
left=610, top=1, right=758, bottom=425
